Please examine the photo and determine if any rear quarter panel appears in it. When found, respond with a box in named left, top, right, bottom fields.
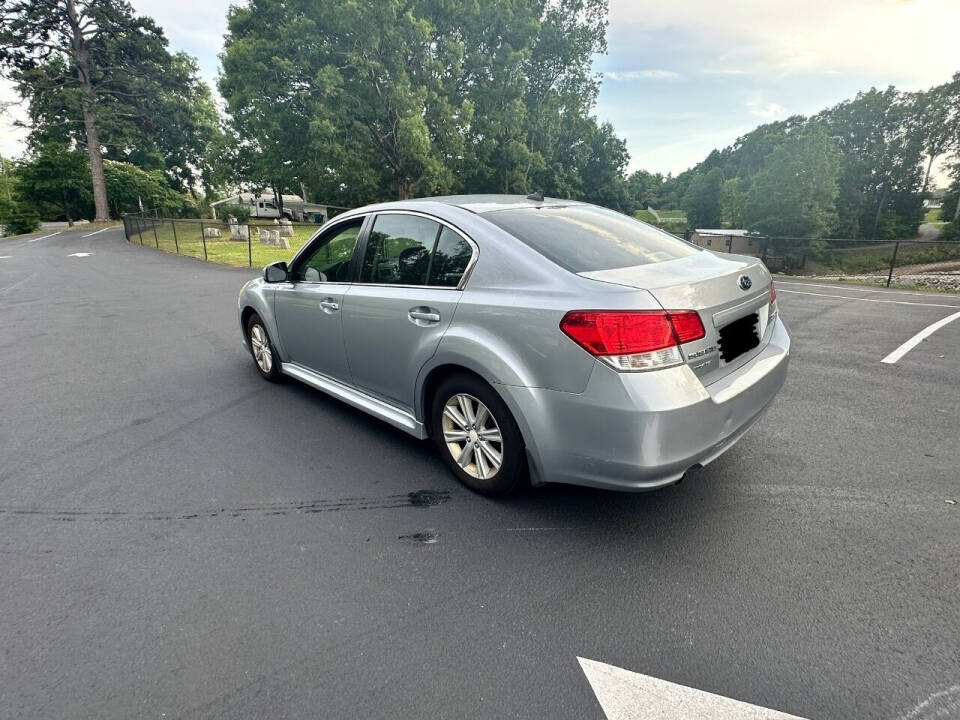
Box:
left=417, top=205, right=666, bottom=404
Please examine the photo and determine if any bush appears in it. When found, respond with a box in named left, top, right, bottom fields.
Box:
left=2, top=202, right=40, bottom=236
left=217, top=203, right=251, bottom=223
left=177, top=193, right=209, bottom=219
left=939, top=222, right=960, bottom=242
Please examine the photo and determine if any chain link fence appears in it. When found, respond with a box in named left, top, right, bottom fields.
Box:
left=688, top=232, right=960, bottom=289
left=122, top=211, right=960, bottom=291
left=122, top=210, right=334, bottom=268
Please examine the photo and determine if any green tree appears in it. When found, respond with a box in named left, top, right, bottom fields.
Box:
left=102, top=161, right=184, bottom=216
left=15, top=144, right=93, bottom=224
left=910, top=74, right=960, bottom=197
left=720, top=177, right=745, bottom=228
left=150, top=53, right=223, bottom=194
left=0, top=156, right=40, bottom=235
left=683, top=167, right=724, bottom=228
left=743, top=126, right=839, bottom=238
left=218, top=0, right=622, bottom=206
left=942, top=164, right=960, bottom=224
left=520, top=0, right=609, bottom=197
left=623, top=169, right=664, bottom=214
left=817, top=87, right=924, bottom=239
left=0, top=0, right=219, bottom=218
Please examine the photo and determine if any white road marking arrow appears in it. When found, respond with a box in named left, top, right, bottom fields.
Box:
left=0, top=255, right=12, bottom=259
left=577, top=657, right=806, bottom=720
left=68, top=252, right=93, bottom=257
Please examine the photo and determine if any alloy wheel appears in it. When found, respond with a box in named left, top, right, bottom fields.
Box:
left=250, top=323, right=273, bottom=374
left=442, top=393, right=503, bottom=480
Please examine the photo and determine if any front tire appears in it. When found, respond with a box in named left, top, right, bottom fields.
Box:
left=430, top=373, right=527, bottom=497
left=246, top=314, right=282, bottom=382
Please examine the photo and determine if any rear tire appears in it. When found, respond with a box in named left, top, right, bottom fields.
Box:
left=246, top=313, right=282, bottom=382
left=430, top=373, right=527, bottom=497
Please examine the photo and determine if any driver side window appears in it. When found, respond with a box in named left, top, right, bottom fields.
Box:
left=294, top=219, right=363, bottom=283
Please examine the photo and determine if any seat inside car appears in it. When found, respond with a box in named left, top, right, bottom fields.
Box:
left=397, top=245, right=430, bottom=285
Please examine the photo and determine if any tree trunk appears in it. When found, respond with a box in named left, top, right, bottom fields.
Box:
left=872, top=185, right=889, bottom=240
left=921, top=154, right=936, bottom=197
left=397, top=177, right=410, bottom=201
left=81, top=101, right=110, bottom=221
left=954, top=189, right=960, bottom=223
left=66, top=0, right=109, bottom=221
left=272, top=185, right=285, bottom=217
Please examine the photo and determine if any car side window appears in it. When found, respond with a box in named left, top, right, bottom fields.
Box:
left=429, top=227, right=473, bottom=287
left=293, top=219, right=363, bottom=283
left=359, top=214, right=440, bottom=286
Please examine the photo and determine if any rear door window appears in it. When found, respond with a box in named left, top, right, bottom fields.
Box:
left=484, top=204, right=699, bottom=273
left=359, top=214, right=441, bottom=286
left=429, top=227, right=473, bottom=287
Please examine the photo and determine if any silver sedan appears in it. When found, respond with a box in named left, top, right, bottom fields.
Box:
left=238, top=195, right=790, bottom=496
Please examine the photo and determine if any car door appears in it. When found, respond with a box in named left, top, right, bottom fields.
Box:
left=341, top=211, right=475, bottom=410
left=272, top=216, right=366, bottom=382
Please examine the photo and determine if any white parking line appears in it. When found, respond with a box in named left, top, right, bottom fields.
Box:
left=881, top=311, right=960, bottom=364
left=81, top=227, right=111, bottom=237
left=27, top=231, right=61, bottom=243
left=779, top=289, right=960, bottom=309
left=578, top=657, right=805, bottom=719
left=776, top=281, right=958, bottom=299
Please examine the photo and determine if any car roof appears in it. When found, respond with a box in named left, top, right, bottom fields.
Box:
left=406, top=194, right=585, bottom=215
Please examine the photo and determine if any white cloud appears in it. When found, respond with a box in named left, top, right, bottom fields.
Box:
left=610, top=0, right=960, bottom=87
left=746, top=101, right=785, bottom=118
left=702, top=69, right=753, bottom=76
left=604, top=69, right=680, bottom=81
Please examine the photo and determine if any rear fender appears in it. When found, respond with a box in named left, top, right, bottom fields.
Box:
left=414, top=338, right=556, bottom=487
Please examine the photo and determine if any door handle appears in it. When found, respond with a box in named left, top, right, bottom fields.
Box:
left=408, top=307, right=441, bottom=325
left=319, top=297, right=340, bottom=313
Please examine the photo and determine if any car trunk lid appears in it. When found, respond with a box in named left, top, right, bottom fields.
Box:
left=579, top=251, right=775, bottom=385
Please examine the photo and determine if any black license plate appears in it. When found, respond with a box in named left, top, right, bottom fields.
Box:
left=718, top=312, right=760, bottom=363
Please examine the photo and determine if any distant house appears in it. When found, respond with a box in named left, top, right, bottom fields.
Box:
left=924, top=188, right=946, bottom=209
left=690, top=229, right=764, bottom=255
left=210, top=192, right=329, bottom=223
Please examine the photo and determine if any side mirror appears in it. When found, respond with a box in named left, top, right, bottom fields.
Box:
left=264, top=261, right=288, bottom=283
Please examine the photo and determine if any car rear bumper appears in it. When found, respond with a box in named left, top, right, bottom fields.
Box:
left=500, top=316, right=790, bottom=491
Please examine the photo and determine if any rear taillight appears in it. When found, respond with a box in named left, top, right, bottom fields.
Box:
left=768, top=280, right=778, bottom=322
left=559, top=310, right=705, bottom=372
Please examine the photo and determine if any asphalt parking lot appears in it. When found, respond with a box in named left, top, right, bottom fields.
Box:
left=1, top=227, right=958, bottom=719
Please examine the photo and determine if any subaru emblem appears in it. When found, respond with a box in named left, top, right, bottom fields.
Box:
left=738, top=275, right=752, bottom=291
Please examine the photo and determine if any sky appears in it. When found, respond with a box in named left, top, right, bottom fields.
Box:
left=2, top=0, right=960, bottom=182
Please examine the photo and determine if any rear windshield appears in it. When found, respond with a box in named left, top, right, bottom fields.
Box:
left=485, top=204, right=699, bottom=273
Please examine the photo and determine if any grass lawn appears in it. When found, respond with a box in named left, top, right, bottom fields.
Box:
left=656, top=210, right=687, bottom=221
left=634, top=209, right=687, bottom=227
left=924, top=207, right=945, bottom=223
left=808, top=241, right=960, bottom=275
left=128, top=219, right=319, bottom=268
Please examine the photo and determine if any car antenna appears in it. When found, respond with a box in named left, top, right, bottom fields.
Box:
left=526, top=190, right=544, bottom=202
